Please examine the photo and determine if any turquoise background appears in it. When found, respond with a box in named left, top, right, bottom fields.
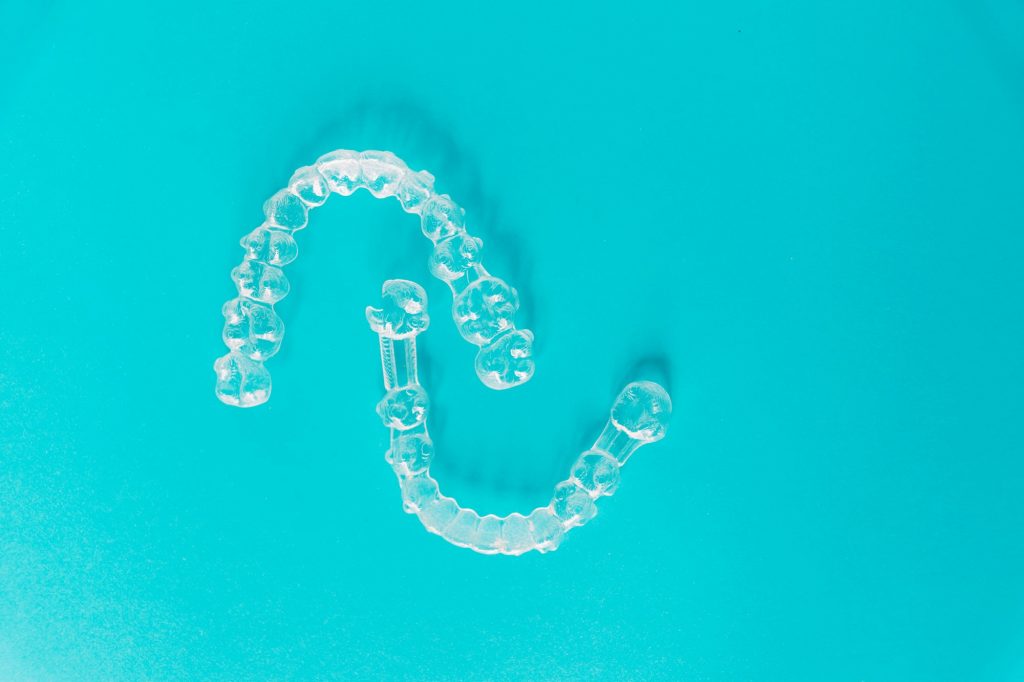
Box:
left=1, top=1, right=1023, bottom=680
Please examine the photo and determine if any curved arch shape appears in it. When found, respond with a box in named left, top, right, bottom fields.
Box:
left=214, top=150, right=534, bottom=407
left=213, top=150, right=673, bottom=555
left=367, top=280, right=671, bottom=555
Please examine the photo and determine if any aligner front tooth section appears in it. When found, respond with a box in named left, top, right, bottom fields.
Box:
left=499, top=513, right=534, bottom=556
left=452, top=277, right=520, bottom=345
left=376, top=386, right=429, bottom=430
left=315, top=149, right=363, bottom=196
left=221, top=297, right=285, bottom=361
left=213, top=351, right=271, bottom=408
left=474, top=329, right=535, bottom=390
left=401, top=474, right=440, bottom=513
left=359, top=150, right=407, bottom=198
left=420, top=194, right=466, bottom=242
left=288, top=165, right=331, bottom=207
left=240, top=226, right=298, bottom=266
left=443, top=509, right=482, bottom=548
left=263, top=189, right=309, bottom=231
left=474, top=515, right=503, bottom=553
left=419, top=495, right=460, bottom=534
left=231, top=260, right=290, bottom=304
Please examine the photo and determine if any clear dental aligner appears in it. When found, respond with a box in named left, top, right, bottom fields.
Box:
left=214, top=150, right=535, bottom=408
left=367, top=280, right=672, bottom=556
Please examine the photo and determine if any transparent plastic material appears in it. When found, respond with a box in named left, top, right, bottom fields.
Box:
left=212, top=149, right=673, bottom=556
left=366, top=280, right=672, bottom=556
left=214, top=150, right=535, bottom=407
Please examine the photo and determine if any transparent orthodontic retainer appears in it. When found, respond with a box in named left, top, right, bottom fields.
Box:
left=214, top=150, right=672, bottom=555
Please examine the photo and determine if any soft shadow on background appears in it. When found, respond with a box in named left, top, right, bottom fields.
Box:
left=1, top=1, right=1023, bottom=680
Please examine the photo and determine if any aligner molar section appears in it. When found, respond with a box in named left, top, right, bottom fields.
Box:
left=222, top=297, right=285, bottom=361
left=571, top=449, right=621, bottom=497
left=428, top=232, right=484, bottom=282
left=263, top=189, right=309, bottom=231
left=395, top=170, right=435, bottom=213
left=401, top=474, right=439, bottom=514
left=376, top=386, right=429, bottom=430
left=452, top=277, right=520, bottom=345
left=420, top=194, right=465, bottom=242
left=213, top=351, right=271, bottom=407
left=610, top=381, right=672, bottom=443
left=365, top=280, right=429, bottom=339
left=527, top=508, right=565, bottom=552
left=552, top=480, right=598, bottom=528
left=231, top=261, right=290, bottom=304
left=388, top=432, right=434, bottom=475
left=240, top=226, right=298, bottom=266
left=474, top=329, right=535, bottom=389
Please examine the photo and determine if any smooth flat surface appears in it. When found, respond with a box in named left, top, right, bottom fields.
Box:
left=2, top=1, right=1023, bottom=680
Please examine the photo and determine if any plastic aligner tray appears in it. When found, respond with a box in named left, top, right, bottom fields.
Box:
left=367, top=280, right=672, bottom=555
left=215, top=150, right=534, bottom=408
left=213, top=150, right=673, bottom=555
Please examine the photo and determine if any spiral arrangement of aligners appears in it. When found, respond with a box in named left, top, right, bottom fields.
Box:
left=214, top=150, right=536, bottom=408
left=367, top=280, right=672, bottom=556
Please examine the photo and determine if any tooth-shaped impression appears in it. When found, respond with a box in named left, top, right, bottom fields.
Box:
left=212, top=150, right=673, bottom=557
left=214, top=149, right=535, bottom=407
left=365, top=279, right=671, bottom=556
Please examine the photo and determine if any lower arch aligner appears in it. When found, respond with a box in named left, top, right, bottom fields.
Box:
left=367, top=280, right=671, bottom=556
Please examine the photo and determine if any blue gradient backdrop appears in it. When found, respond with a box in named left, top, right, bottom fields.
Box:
left=1, top=1, right=1023, bottom=680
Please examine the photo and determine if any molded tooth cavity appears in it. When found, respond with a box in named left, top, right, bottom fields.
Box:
left=365, top=279, right=429, bottom=340
left=396, top=170, right=435, bottom=213
left=231, top=261, right=289, bottom=304
left=359, top=150, right=406, bottom=198
left=367, top=279, right=671, bottom=556
left=475, top=329, right=535, bottom=390
left=420, top=194, right=465, bottom=242
left=376, top=386, right=429, bottom=431
left=288, top=166, right=330, bottom=207
left=240, top=226, right=298, bottom=266
left=452, top=277, right=520, bottom=345
left=263, top=189, right=308, bottom=231
left=221, top=297, right=285, bottom=362
left=315, top=149, right=362, bottom=196
left=429, top=232, right=484, bottom=282
left=213, top=352, right=271, bottom=408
